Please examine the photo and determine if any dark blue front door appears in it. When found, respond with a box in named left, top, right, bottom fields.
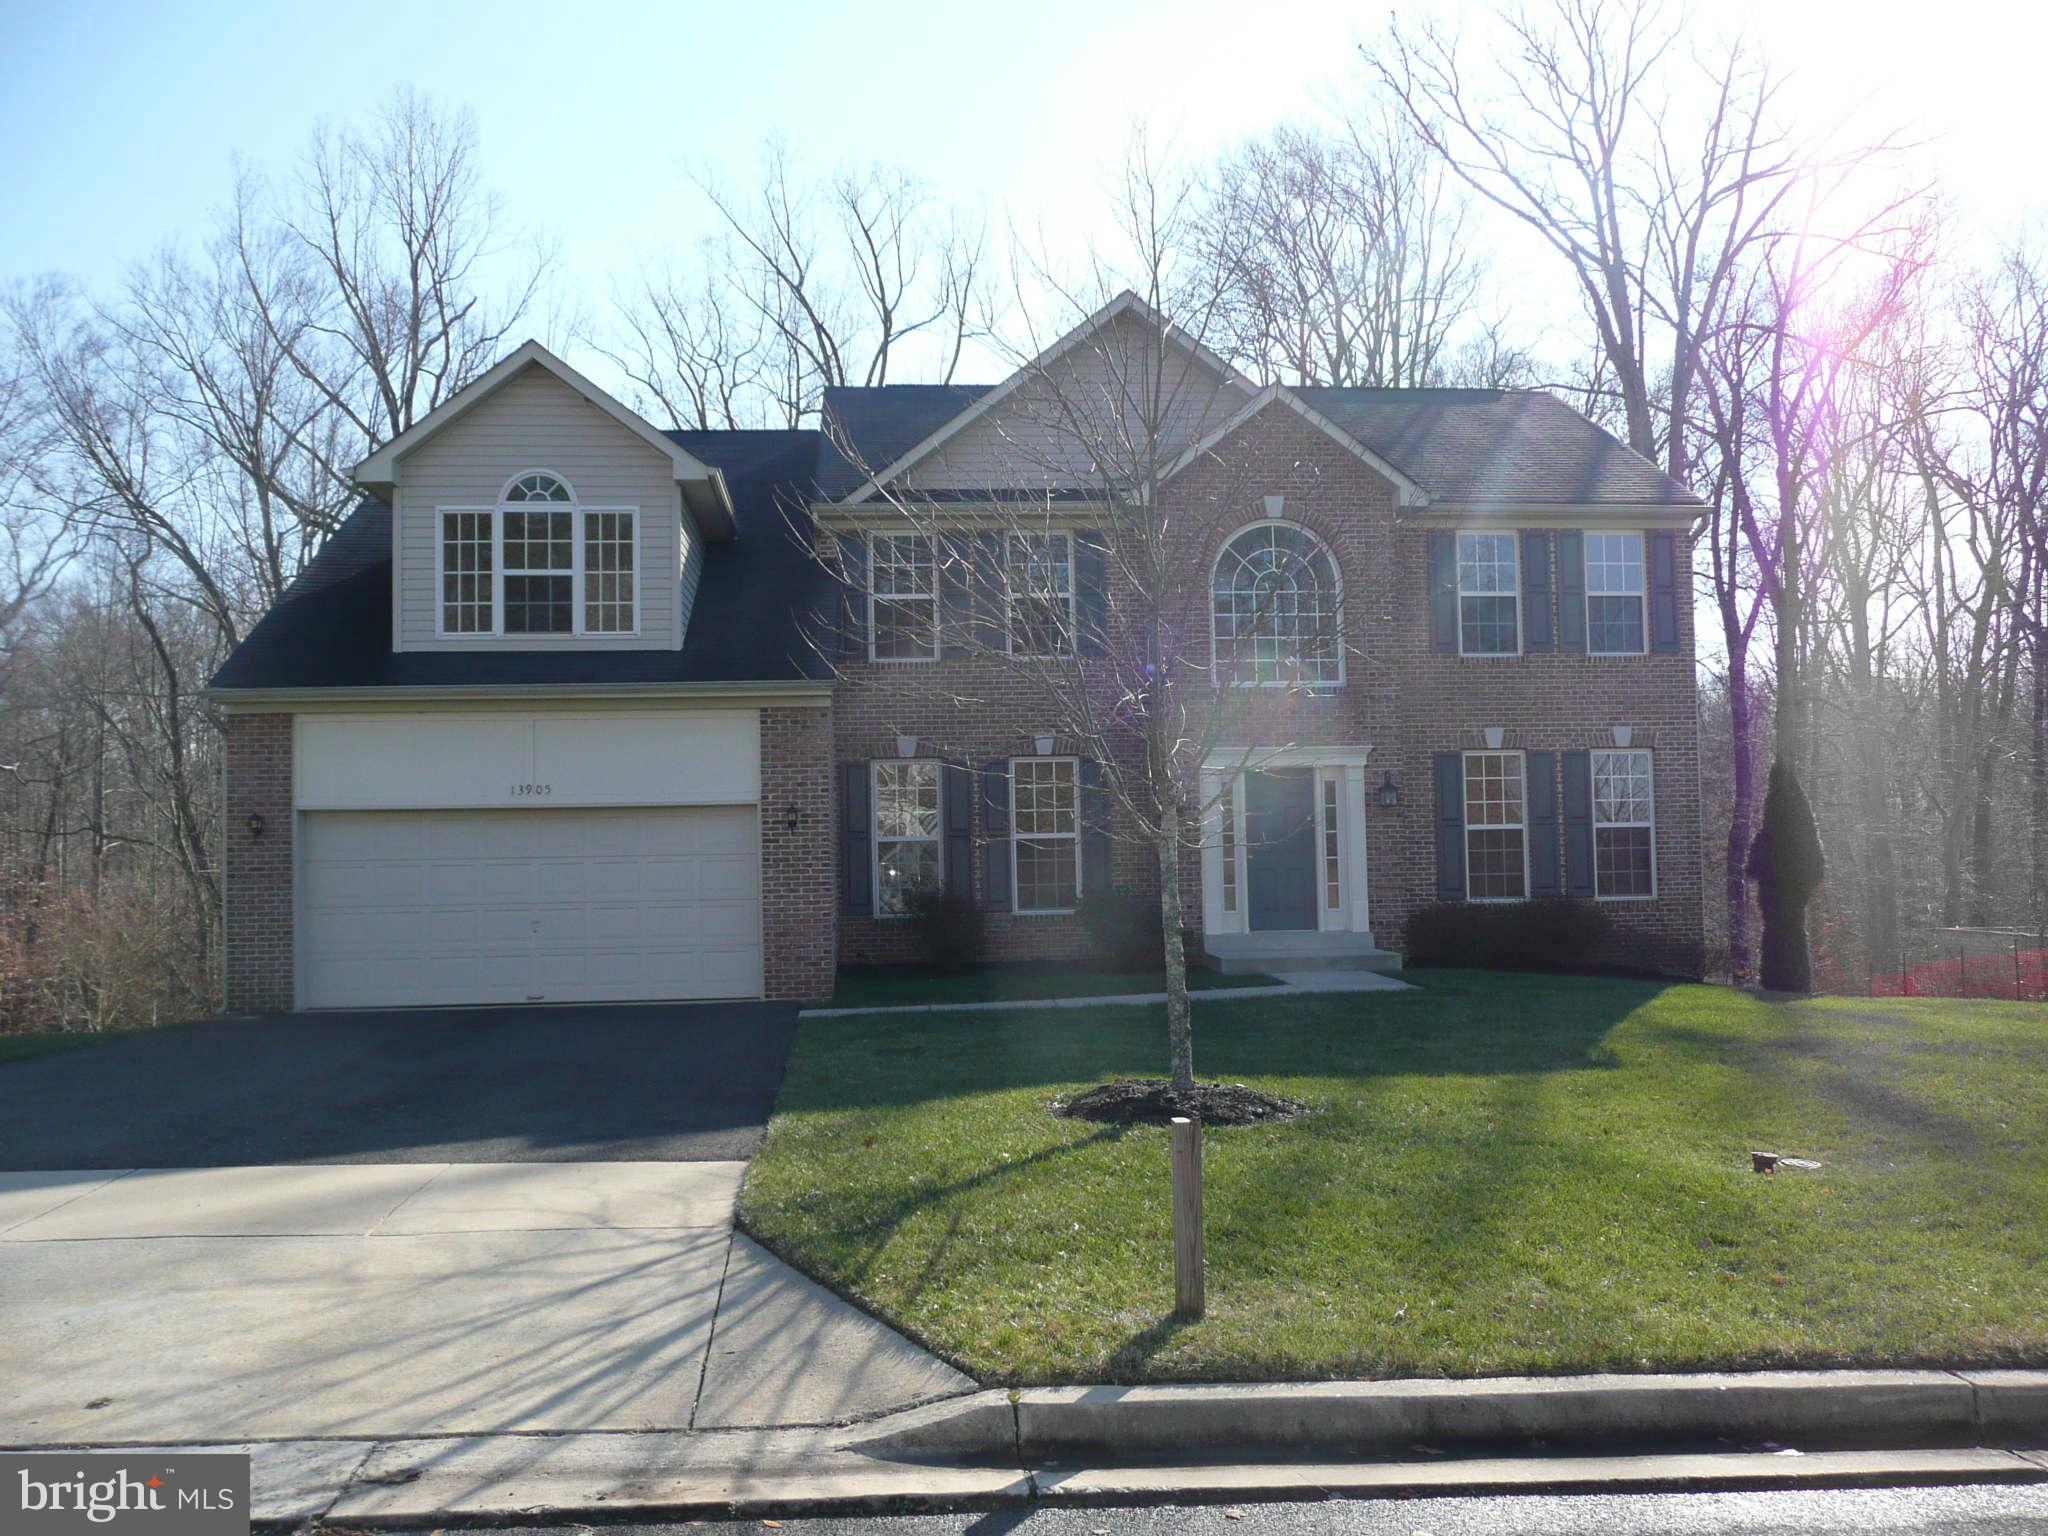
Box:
left=1244, top=769, right=1318, bottom=931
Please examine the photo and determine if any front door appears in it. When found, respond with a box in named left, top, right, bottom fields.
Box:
left=1244, top=769, right=1319, bottom=932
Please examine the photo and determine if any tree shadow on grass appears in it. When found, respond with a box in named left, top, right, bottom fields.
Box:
left=789, top=971, right=1669, bottom=1116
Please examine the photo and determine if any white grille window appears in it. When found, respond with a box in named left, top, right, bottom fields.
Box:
left=1212, top=523, right=1343, bottom=686
left=502, top=507, right=574, bottom=634
left=873, top=761, right=942, bottom=916
left=1457, top=532, right=1520, bottom=655
left=1006, top=533, right=1074, bottom=656
left=1593, top=749, right=1655, bottom=898
left=1012, top=757, right=1079, bottom=913
left=1464, top=751, right=1528, bottom=901
left=584, top=511, right=637, bottom=634
left=440, top=511, right=493, bottom=634
left=871, top=534, right=938, bottom=661
left=1585, top=533, right=1646, bottom=654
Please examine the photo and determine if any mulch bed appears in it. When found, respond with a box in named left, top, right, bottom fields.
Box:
left=1052, top=1078, right=1305, bottom=1127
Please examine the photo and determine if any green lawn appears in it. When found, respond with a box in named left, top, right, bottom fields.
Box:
left=0, top=1030, right=136, bottom=1066
left=826, top=965, right=1276, bottom=1009
left=740, top=971, right=2048, bottom=1383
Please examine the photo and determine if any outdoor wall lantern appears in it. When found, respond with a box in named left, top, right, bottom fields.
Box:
left=784, top=803, right=802, bottom=834
left=246, top=813, right=265, bottom=839
left=1376, top=771, right=1400, bottom=809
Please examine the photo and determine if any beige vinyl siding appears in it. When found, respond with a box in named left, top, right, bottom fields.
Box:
left=677, top=519, right=705, bottom=642
left=396, top=365, right=683, bottom=651
left=899, top=311, right=1250, bottom=492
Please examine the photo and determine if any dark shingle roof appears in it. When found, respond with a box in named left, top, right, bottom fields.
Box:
left=209, top=431, right=834, bottom=693
left=816, top=384, right=989, bottom=499
left=1298, top=387, right=1698, bottom=507
left=816, top=382, right=1697, bottom=509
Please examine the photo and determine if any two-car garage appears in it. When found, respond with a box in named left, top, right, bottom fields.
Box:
left=287, top=709, right=765, bottom=1009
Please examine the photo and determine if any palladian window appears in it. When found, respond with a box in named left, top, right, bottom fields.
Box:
left=1211, top=523, right=1343, bottom=686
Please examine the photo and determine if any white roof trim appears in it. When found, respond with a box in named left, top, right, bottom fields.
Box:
left=1160, top=384, right=1430, bottom=507
left=838, top=289, right=1256, bottom=505
left=351, top=340, right=736, bottom=536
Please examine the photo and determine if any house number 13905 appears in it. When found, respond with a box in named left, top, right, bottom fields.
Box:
left=510, top=783, right=554, bottom=797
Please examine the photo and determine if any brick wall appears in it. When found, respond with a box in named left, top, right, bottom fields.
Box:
left=834, top=400, right=1708, bottom=979
left=760, top=703, right=839, bottom=1000
left=222, top=712, right=295, bottom=1013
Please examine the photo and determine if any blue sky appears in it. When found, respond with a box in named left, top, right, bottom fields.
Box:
left=5, top=0, right=2046, bottom=381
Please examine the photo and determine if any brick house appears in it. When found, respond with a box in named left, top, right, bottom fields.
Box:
left=210, top=293, right=1706, bottom=1011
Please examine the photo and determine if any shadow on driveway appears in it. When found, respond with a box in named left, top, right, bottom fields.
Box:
left=0, top=1003, right=797, bottom=1169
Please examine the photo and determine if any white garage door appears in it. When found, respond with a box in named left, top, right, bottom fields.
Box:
left=299, top=807, right=762, bottom=1009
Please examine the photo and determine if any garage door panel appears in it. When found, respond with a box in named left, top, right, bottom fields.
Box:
left=300, top=807, right=763, bottom=1008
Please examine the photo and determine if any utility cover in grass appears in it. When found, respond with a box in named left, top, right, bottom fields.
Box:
left=1054, top=1078, right=1305, bottom=1126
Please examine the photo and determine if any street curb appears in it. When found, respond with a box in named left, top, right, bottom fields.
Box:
left=851, top=1370, right=2048, bottom=1461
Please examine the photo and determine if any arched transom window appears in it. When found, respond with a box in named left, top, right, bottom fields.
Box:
left=504, top=472, right=572, bottom=503
left=1211, top=522, right=1343, bottom=686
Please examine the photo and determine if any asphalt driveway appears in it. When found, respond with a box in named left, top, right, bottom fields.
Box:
left=0, top=1002, right=798, bottom=1168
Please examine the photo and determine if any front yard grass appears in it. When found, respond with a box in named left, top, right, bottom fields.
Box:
left=827, top=964, right=1276, bottom=1010
left=740, top=970, right=2048, bottom=1382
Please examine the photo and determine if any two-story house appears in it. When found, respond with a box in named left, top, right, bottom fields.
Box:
left=210, top=293, right=1706, bottom=1013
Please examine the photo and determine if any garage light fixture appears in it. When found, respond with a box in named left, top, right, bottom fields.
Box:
left=246, top=813, right=265, bottom=839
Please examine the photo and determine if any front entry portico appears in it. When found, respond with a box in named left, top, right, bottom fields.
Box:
left=1199, top=748, right=1376, bottom=942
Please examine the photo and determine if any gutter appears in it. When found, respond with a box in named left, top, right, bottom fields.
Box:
left=206, top=679, right=834, bottom=709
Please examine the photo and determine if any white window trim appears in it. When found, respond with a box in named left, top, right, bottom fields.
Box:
left=1003, top=531, right=1078, bottom=658
left=1208, top=518, right=1347, bottom=690
left=1584, top=531, right=1648, bottom=657
left=433, top=475, right=641, bottom=640
left=1010, top=755, right=1081, bottom=915
left=871, top=759, right=943, bottom=919
left=867, top=531, right=939, bottom=664
left=581, top=508, right=642, bottom=637
left=1456, top=530, right=1523, bottom=658
left=1462, top=749, right=1531, bottom=903
left=1591, top=748, right=1658, bottom=901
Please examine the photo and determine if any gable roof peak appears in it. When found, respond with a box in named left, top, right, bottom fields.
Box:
left=353, top=338, right=739, bottom=538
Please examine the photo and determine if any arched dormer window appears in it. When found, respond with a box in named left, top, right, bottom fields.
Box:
left=437, top=470, right=638, bottom=637
left=1211, top=521, right=1343, bottom=687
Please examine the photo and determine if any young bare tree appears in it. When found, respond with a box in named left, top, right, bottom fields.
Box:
left=603, top=144, right=989, bottom=428
left=817, top=146, right=1349, bottom=1091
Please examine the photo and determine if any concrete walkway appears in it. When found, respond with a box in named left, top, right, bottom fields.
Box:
left=803, top=969, right=1411, bottom=1019
left=0, top=1162, right=971, bottom=1445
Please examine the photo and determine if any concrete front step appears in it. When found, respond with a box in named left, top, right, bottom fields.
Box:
left=1205, top=932, right=1403, bottom=975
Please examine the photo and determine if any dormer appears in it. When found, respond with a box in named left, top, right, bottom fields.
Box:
left=354, top=341, right=735, bottom=652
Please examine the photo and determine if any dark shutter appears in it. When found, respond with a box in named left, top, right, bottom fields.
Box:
left=1520, top=530, right=1554, bottom=652
left=943, top=760, right=974, bottom=896
left=1427, top=531, right=1457, bottom=654
left=1648, top=529, right=1681, bottom=652
left=1527, top=751, right=1560, bottom=897
left=1074, top=529, right=1107, bottom=656
left=1562, top=749, right=1595, bottom=898
left=1434, top=752, right=1466, bottom=901
left=938, top=534, right=974, bottom=658
left=1556, top=530, right=1586, bottom=654
left=981, top=759, right=1013, bottom=910
left=840, top=761, right=872, bottom=915
left=835, top=532, right=869, bottom=658
left=1080, top=758, right=1113, bottom=900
